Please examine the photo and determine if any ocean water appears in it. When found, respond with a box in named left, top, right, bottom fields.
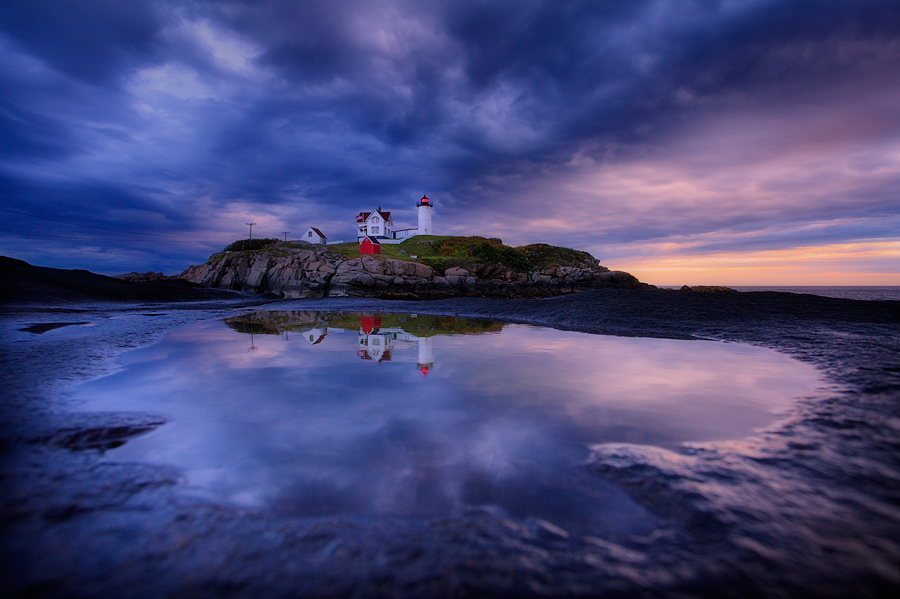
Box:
left=731, top=286, right=900, bottom=301
left=662, top=286, right=900, bottom=301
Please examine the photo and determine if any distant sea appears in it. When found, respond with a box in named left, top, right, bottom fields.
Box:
left=731, top=286, right=900, bottom=301
left=661, top=286, right=900, bottom=301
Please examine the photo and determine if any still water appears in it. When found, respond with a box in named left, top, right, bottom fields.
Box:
left=73, top=311, right=822, bottom=537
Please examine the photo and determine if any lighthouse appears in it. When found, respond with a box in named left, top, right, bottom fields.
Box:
left=417, top=195, right=433, bottom=235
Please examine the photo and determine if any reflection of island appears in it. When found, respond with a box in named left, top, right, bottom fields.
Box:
left=357, top=316, right=434, bottom=375
left=224, top=311, right=501, bottom=375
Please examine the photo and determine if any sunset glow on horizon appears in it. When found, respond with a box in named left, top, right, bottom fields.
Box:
left=617, top=240, right=900, bottom=286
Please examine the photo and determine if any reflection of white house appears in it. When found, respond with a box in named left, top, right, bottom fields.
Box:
left=303, top=227, right=328, bottom=244
left=303, top=327, right=326, bottom=344
left=355, top=195, right=433, bottom=244
left=358, top=331, right=392, bottom=362
left=354, top=316, right=434, bottom=374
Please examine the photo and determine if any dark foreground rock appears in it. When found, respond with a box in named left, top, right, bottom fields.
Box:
left=1, top=290, right=898, bottom=598
left=180, top=247, right=650, bottom=298
left=1, top=256, right=245, bottom=305
left=113, top=270, right=172, bottom=283
left=679, top=284, right=737, bottom=292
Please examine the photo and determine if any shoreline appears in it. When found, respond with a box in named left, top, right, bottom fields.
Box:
left=1, top=291, right=898, bottom=598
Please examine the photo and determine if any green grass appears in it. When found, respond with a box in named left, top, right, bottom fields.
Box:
left=223, top=238, right=280, bottom=252
left=326, top=235, right=452, bottom=261
left=224, top=311, right=504, bottom=337
left=219, top=235, right=598, bottom=274
left=326, top=236, right=596, bottom=273
left=516, top=244, right=595, bottom=270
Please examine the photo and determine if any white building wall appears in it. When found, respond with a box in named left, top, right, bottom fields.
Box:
left=356, top=199, right=433, bottom=243
left=303, top=227, right=327, bottom=244
left=417, top=336, right=433, bottom=366
left=417, top=205, right=432, bottom=235
left=303, top=327, right=326, bottom=343
left=366, top=212, right=391, bottom=238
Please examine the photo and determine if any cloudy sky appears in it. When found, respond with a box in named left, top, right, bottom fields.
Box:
left=1, top=0, right=898, bottom=284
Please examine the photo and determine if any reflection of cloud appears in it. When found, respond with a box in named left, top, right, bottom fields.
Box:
left=452, top=325, right=821, bottom=417
left=76, top=316, right=820, bottom=532
left=170, top=322, right=296, bottom=369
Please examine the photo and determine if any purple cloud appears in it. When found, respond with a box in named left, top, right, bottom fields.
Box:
left=0, top=0, right=897, bottom=282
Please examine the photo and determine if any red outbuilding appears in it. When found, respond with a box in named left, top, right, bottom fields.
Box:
left=359, top=316, right=382, bottom=335
left=360, top=236, right=381, bottom=255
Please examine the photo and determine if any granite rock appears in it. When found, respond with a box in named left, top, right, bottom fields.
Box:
left=179, top=247, right=651, bottom=298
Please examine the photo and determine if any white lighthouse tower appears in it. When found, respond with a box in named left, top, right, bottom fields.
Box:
left=417, top=195, right=433, bottom=235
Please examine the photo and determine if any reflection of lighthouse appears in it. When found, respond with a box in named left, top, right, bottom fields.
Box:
left=417, top=195, right=433, bottom=235
left=417, top=336, right=434, bottom=376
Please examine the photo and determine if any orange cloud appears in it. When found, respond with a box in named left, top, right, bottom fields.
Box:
left=614, top=241, right=900, bottom=286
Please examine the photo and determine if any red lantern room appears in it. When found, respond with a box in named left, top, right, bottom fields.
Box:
left=416, top=195, right=430, bottom=207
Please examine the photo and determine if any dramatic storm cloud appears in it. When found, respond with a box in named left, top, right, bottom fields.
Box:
left=1, top=0, right=898, bottom=283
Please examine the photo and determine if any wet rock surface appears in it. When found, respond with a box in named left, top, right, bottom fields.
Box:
left=1, top=291, right=898, bottom=598
left=179, top=248, right=649, bottom=299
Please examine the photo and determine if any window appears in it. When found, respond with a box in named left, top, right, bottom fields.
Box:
left=372, top=227, right=379, bottom=234
left=308, top=231, right=312, bottom=237
left=372, top=217, right=379, bottom=223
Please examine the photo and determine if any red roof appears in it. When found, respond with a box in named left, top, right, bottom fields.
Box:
left=356, top=209, right=391, bottom=222
left=357, top=349, right=392, bottom=362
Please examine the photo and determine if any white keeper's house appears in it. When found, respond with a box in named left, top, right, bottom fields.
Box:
left=356, top=195, right=433, bottom=244
left=302, top=227, right=328, bottom=244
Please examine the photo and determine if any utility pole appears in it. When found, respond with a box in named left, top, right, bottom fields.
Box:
left=246, top=222, right=256, bottom=248
left=282, top=231, right=290, bottom=243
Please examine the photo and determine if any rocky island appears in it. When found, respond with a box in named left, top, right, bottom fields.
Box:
left=180, top=236, right=650, bottom=299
